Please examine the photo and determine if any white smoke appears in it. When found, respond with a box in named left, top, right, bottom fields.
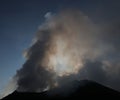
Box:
left=16, top=9, right=120, bottom=92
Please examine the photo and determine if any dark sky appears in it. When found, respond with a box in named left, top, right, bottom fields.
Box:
left=0, top=0, right=120, bottom=93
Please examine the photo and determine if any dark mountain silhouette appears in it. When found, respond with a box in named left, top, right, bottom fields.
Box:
left=2, top=80, right=120, bottom=99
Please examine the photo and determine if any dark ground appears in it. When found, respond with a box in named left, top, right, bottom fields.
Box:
left=2, top=80, right=120, bottom=100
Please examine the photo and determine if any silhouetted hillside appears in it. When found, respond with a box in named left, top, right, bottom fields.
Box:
left=2, top=80, right=120, bottom=99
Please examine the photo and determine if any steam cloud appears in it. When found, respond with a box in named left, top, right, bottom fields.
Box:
left=14, top=9, right=120, bottom=92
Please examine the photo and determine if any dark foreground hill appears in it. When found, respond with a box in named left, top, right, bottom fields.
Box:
left=2, top=80, right=120, bottom=99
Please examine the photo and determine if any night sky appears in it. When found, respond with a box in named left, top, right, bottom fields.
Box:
left=0, top=0, right=120, bottom=98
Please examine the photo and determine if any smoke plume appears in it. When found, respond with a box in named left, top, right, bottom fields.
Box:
left=15, top=9, right=120, bottom=92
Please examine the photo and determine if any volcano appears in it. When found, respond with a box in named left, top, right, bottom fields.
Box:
left=2, top=80, right=120, bottom=99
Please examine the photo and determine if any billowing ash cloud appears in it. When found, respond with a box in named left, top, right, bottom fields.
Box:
left=14, top=9, right=120, bottom=92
